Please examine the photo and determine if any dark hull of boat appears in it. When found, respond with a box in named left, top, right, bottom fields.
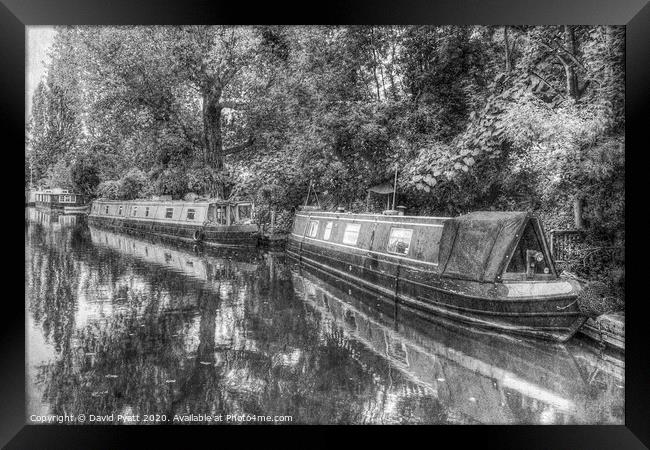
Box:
left=35, top=202, right=69, bottom=211
left=88, top=215, right=260, bottom=248
left=287, top=239, right=586, bottom=342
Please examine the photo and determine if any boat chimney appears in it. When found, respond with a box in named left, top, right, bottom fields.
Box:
left=396, top=205, right=406, bottom=216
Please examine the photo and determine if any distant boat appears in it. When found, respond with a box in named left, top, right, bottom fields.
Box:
left=25, top=189, right=35, bottom=206
left=89, top=199, right=259, bottom=248
left=31, top=188, right=88, bottom=214
left=288, top=208, right=586, bottom=342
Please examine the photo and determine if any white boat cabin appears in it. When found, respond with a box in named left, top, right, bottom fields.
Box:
left=90, top=199, right=254, bottom=226
left=33, top=188, right=82, bottom=204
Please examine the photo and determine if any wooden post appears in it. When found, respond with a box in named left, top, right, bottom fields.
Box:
left=305, top=180, right=312, bottom=207
left=573, top=197, right=583, bottom=230
left=392, top=166, right=398, bottom=210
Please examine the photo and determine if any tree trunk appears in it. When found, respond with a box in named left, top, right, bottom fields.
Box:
left=504, top=26, right=512, bottom=73
left=563, top=25, right=579, bottom=100
left=202, top=87, right=224, bottom=198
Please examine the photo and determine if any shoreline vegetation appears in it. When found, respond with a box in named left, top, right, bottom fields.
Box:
left=26, top=25, right=624, bottom=317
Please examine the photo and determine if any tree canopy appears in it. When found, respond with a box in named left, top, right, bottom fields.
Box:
left=26, top=25, right=624, bottom=290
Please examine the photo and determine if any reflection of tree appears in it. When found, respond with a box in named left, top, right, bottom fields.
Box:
left=28, top=223, right=79, bottom=354
left=29, top=222, right=428, bottom=423
left=27, top=221, right=623, bottom=424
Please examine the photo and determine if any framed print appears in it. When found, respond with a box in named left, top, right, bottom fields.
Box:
left=2, top=0, right=647, bottom=448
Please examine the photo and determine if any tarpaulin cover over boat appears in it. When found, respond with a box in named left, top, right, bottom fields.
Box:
left=367, top=182, right=395, bottom=194
left=438, top=211, right=535, bottom=283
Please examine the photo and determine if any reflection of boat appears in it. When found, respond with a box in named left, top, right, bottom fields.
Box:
left=89, top=199, right=259, bottom=247
left=88, top=226, right=261, bottom=283
left=288, top=210, right=585, bottom=342
left=292, top=263, right=624, bottom=424
left=27, top=207, right=81, bottom=228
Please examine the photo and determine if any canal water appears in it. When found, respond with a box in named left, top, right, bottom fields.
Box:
left=25, top=208, right=624, bottom=425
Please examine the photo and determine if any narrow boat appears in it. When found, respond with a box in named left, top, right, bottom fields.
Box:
left=287, top=209, right=586, bottom=342
left=88, top=198, right=260, bottom=247
left=25, top=189, right=35, bottom=206
left=32, top=188, right=87, bottom=213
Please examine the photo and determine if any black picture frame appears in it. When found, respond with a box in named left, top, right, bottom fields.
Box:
left=3, top=0, right=647, bottom=448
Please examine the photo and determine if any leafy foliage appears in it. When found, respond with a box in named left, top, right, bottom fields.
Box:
left=26, top=26, right=624, bottom=305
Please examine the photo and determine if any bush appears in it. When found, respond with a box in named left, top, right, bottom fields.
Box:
left=96, top=169, right=148, bottom=200
left=118, top=169, right=147, bottom=200
left=96, top=180, right=121, bottom=199
left=152, top=168, right=189, bottom=199
left=577, top=281, right=625, bottom=318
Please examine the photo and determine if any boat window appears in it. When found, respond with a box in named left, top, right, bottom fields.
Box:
left=216, top=206, right=227, bottom=225
left=342, top=223, right=361, bottom=245
left=105, top=205, right=109, bottom=214
left=307, top=220, right=319, bottom=238
left=238, top=204, right=252, bottom=222
left=186, top=209, right=196, bottom=220
left=506, top=221, right=550, bottom=275
left=145, top=207, right=150, bottom=217
left=118, top=206, right=123, bottom=215
left=387, top=228, right=413, bottom=255
left=132, top=206, right=138, bottom=216
left=71, top=195, right=76, bottom=203
left=165, top=208, right=174, bottom=219
left=323, top=222, right=333, bottom=240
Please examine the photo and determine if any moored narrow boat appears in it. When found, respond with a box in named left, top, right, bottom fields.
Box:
left=32, top=188, right=87, bottom=212
left=287, top=209, right=586, bottom=342
left=88, top=198, right=260, bottom=247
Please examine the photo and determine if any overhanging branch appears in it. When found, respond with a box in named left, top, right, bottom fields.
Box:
left=219, top=100, right=248, bottom=110
left=223, top=136, right=256, bottom=155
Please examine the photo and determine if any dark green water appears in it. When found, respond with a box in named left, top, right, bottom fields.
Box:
left=25, top=208, right=624, bottom=424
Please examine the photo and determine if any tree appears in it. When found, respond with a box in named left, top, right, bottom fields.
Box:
left=70, top=156, right=100, bottom=196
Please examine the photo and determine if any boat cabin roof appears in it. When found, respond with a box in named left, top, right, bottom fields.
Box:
left=438, top=211, right=556, bottom=282
left=295, top=209, right=556, bottom=282
left=32, top=188, right=79, bottom=195
left=93, top=199, right=252, bottom=207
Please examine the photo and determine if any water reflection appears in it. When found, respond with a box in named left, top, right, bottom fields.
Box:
left=25, top=208, right=623, bottom=424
